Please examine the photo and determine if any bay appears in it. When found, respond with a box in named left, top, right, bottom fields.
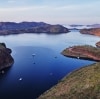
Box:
left=0, top=30, right=100, bottom=99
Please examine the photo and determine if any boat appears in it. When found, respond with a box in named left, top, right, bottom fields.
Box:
left=32, top=54, right=36, bottom=56
left=19, top=78, right=22, bottom=81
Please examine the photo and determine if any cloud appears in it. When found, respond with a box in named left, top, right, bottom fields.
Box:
left=0, top=5, right=47, bottom=12
left=8, top=0, right=16, bottom=3
left=0, top=0, right=100, bottom=24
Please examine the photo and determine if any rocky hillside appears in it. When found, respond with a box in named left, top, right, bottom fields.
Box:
left=80, top=28, right=100, bottom=36
left=38, top=62, right=100, bottom=99
left=96, top=41, right=100, bottom=47
left=0, top=22, right=49, bottom=30
left=0, top=43, right=14, bottom=71
left=61, top=45, right=100, bottom=61
left=0, top=22, right=69, bottom=35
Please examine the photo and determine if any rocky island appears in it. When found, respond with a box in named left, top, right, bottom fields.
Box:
left=38, top=62, right=100, bottom=99
left=0, top=43, right=14, bottom=71
left=80, top=28, right=100, bottom=36
left=61, top=45, right=100, bottom=61
left=96, top=41, right=100, bottom=47
left=0, top=22, right=69, bottom=35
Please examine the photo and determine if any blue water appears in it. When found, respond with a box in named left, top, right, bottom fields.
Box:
left=0, top=31, right=100, bottom=99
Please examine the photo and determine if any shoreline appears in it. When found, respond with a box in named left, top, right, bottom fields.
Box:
left=38, top=62, right=100, bottom=99
left=61, top=45, right=100, bottom=62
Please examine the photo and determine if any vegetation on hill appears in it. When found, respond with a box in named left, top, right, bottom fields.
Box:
left=0, top=22, right=69, bottom=35
left=61, top=45, right=100, bottom=61
left=80, top=28, right=100, bottom=36
left=38, top=62, right=100, bottom=99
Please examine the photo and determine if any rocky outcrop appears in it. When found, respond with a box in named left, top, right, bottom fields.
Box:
left=96, top=41, right=100, bottom=48
left=0, top=43, right=14, bottom=71
left=0, top=22, right=69, bottom=35
left=61, top=45, right=100, bottom=61
left=80, top=28, right=100, bottom=36
left=38, top=62, right=100, bottom=99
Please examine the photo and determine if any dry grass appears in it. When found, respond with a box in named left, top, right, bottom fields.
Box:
left=38, top=62, right=100, bottom=99
left=62, top=45, right=100, bottom=61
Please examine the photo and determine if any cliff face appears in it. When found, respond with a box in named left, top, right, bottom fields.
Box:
left=0, top=22, right=69, bottom=35
left=80, top=28, right=100, bottom=36
left=0, top=43, right=14, bottom=71
left=38, top=62, right=100, bottom=99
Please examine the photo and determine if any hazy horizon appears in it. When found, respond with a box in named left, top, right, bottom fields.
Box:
left=0, top=0, right=100, bottom=25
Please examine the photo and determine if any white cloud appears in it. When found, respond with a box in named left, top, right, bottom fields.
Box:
left=8, top=0, right=16, bottom=3
left=0, top=0, right=100, bottom=24
left=0, top=5, right=48, bottom=12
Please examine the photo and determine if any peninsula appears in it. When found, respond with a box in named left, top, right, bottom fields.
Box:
left=61, top=45, right=100, bottom=61
left=0, top=43, right=14, bottom=71
left=38, top=62, right=100, bottom=99
left=0, top=22, right=69, bottom=35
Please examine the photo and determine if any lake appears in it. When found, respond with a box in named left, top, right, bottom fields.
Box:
left=0, top=30, right=100, bottom=99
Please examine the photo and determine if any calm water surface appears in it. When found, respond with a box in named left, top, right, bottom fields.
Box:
left=0, top=31, right=100, bottom=99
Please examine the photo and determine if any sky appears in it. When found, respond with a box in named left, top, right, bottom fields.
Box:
left=0, top=0, right=100, bottom=24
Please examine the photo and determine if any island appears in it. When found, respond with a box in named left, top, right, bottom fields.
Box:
left=0, top=43, right=14, bottom=71
left=80, top=28, right=100, bottom=36
left=96, top=41, right=100, bottom=47
left=38, top=62, right=100, bottom=99
left=61, top=45, right=100, bottom=61
left=87, top=24, right=100, bottom=28
left=0, top=22, right=70, bottom=35
left=70, top=24, right=84, bottom=27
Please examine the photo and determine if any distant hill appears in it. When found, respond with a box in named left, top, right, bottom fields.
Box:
left=0, top=22, right=69, bottom=35
left=38, top=62, right=100, bottom=99
left=70, top=24, right=84, bottom=27
left=0, top=22, right=49, bottom=30
left=87, top=24, right=100, bottom=28
left=80, top=28, right=100, bottom=36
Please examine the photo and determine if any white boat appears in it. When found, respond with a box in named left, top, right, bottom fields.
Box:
left=32, top=54, right=36, bottom=56
left=19, top=78, right=22, bottom=81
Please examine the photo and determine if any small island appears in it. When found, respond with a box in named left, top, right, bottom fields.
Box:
left=80, top=28, right=100, bottom=36
left=0, top=43, right=14, bottom=71
left=96, top=41, right=100, bottom=48
left=61, top=45, right=100, bottom=61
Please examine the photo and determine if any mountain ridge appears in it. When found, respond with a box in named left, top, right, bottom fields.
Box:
left=0, top=21, right=69, bottom=35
